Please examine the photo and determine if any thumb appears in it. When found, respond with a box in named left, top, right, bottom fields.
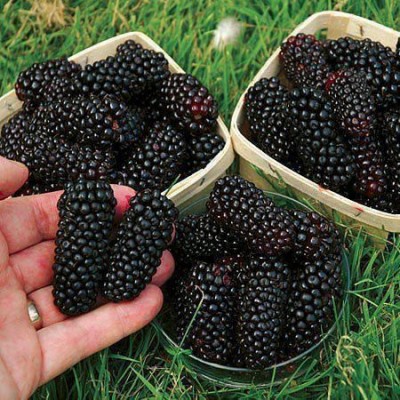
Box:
left=0, top=157, right=29, bottom=200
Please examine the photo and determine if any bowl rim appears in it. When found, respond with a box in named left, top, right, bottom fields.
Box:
left=157, top=190, right=351, bottom=373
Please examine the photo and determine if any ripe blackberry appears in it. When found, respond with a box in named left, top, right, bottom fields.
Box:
left=186, top=133, right=225, bottom=175
left=115, top=39, right=144, bottom=55
left=174, top=260, right=237, bottom=364
left=31, top=94, right=145, bottom=148
left=75, top=43, right=170, bottom=100
left=21, top=131, right=117, bottom=184
left=15, top=57, right=81, bottom=103
left=102, top=189, right=178, bottom=301
left=207, top=176, right=295, bottom=256
left=280, top=33, right=330, bottom=89
left=291, top=210, right=340, bottom=261
left=283, top=253, right=343, bottom=358
left=324, top=37, right=400, bottom=106
left=0, top=111, right=32, bottom=162
left=158, top=73, right=218, bottom=135
left=173, top=214, right=244, bottom=266
left=117, top=121, right=187, bottom=191
left=13, top=179, right=62, bottom=197
left=53, top=180, right=116, bottom=315
left=326, top=69, right=376, bottom=138
left=236, top=256, right=291, bottom=369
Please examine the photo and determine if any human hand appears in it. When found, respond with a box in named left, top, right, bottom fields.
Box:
left=0, top=157, right=175, bottom=399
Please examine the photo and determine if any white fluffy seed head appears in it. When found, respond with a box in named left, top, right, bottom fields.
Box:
left=212, top=17, right=242, bottom=50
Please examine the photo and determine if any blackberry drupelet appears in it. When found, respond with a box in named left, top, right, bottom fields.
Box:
left=13, top=179, right=62, bottom=197
left=280, top=33, right=330, bottom=89
left=236, top=256, right=291, bottom=369
left=117, top=120, right=187, bottom=191
left=15, top=57, right=81, bottom=103
left=291, top=210, right=340, bottom=261
left=283, top=253, right=343, bottom=358
left=186, top=133, right=225, bottom=175
left=158, top=73, right=219, bottom=135
left=53, top=180, right=116, bottom=315
left=175, top=259, right=237, bottom=364
left=173, top=214, right=244, bottom=266
left=0, top=111, right=32, bottom=162
left=75, top=42, right=170, bottom=100
left=207, top=176, right=295, bottom=256
left=102, top=189, right=178, bottom=301
left=21, top=131, right=117, bottom=184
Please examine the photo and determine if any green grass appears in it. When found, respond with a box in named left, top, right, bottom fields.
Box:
left=1, top=0, right=400, bottom=398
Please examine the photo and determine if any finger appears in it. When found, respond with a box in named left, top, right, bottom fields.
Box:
left=38, top=284, right=163, bottom=384
left=0, top=185, right=136, bottom=254
left=28, top=249, right=174, bottom=328
left=9, top=240, right=55, bottom=293
left=0, top=157, right=29, bottom=200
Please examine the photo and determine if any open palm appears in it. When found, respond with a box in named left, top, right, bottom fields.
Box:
left=0, top=157, right=175, bottom=399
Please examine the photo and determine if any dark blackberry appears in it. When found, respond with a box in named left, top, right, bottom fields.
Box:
left=174, top=259, right=237, bottom=364
left=236, top=256, right=291, bottom=369
left=186, top=133, right=225, bottom=175
left=283, top=253, right=343, bottom=358
left=324, top=37, right=400, bottom=106
left=117, top=120, right=187, bottom=191
left=13, top=179, right=62, bottom=197
left=0, top=111, right=32, bottom=162
left=102, top=189, right=178, bottom=301
left=291, top=210, right=340, bottom=261
left=326, top=69, right=376, bottom=138
left=115, top=39, right=144, bottom=55
left=280, top=33, right=330, bottom=89
left=158, top=73, right=218, bottom=136
left=21, top=131, right=117, bottom=184
left=31, top=94, right=145, bottom=148
left=207, top=176, right=295, bottom=256
left=75, top=44, right=170, bottom=100
left=15, top=57, right=81, bottom=103
left=173, top=214, right=244, bottom=266
left=53, top=180, right=116, bottom=315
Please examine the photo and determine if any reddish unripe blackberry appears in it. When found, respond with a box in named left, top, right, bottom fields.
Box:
left=53, top=180, right=116, bottom=315
left=283, top=253, right=343, bottom=358
left=174, top=260, right=238, bottom=364
left=158, top=73, right=219, bottom=136
left=291, top=210, right=340, bottom=261
left=186, top=133, right=225, bottom=175
left=15, top=57, right=81, bottom=103
left=117, top=120, right=187, bottom=191
left=280, top=33, right=330, bottom=89
left=102, top=189, right=178, bottom=302
left=236, top=256, right=291, bottom=369
left=173, top=214, right=244, bottom=266
left=207, top=176, right=295, bottom=256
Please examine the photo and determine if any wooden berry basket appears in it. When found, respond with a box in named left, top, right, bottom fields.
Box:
left=231, top=11, right=400, bottom=243
left=0, top=32, right=235, bottom=208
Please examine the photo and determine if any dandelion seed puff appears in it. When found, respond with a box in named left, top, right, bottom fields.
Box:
left=212, top=17, right=242, bottom=50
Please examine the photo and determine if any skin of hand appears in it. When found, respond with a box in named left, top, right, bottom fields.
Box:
left=0, top=157, right=175, bottom=400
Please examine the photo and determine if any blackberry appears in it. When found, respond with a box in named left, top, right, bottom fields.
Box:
left=0, top=111, right=32, bottom=162
left=280, top=33, right=330, bottom=89
left=13, top=179, right=62, bottom=197
left=15, top=57, right=81, bottom=103
left=186, top=133, right=225, bottom=175
left=207, top=176, right=295, bottom=256
left=102, top=189, right=178, bottom=301
left=53, top=180, right=116, bottom=315
left=115, top=39, right=144, bottom=56
left=173, top=214, right=244, bottom=266
left=21, top=131, right=117, bottom=184
left=291, top=210, right=340, bottom=261
left=236, top=256, right=291, bottom=369
left=75, top=43, right=170, bottom=100
left=31, top=94, right=144, bottom=148
left=326, top=69, right=376, bottom=138
left=158, top=73, right=218, bottom=136
left=283, top=253, right=343, bottom=358
left=117, top=120, right=187, bottom=191
left=174, top=260, right=237, bottom=364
